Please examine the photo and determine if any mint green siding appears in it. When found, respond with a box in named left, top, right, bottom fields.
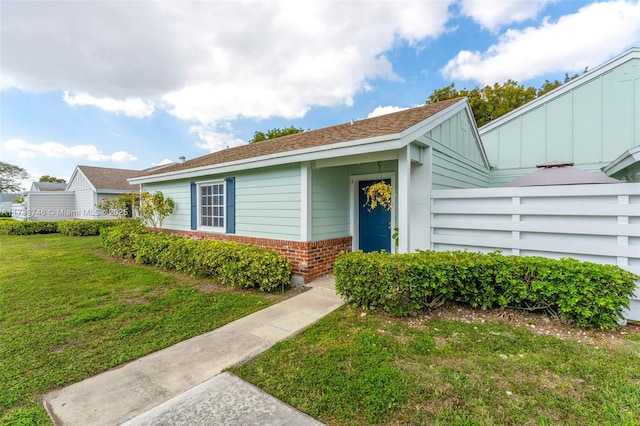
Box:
left=422, top=109, right=490, bottom=189
left=144, top=165, right=301, bottom=240
left=311, top=166, right=350, bottom=240
left=482, top=56, right=640, bottom=186
left=235, top=165, right=301, bottom=239
left=144, top=179, right=191, bottom=230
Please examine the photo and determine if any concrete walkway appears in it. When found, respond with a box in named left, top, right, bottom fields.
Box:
left=42, top=276, right=342, bottom=425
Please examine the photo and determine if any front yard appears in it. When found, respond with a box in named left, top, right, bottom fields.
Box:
left=0, top=234, right=288, bottom=425
left=233, top=305, right=640, bottom=425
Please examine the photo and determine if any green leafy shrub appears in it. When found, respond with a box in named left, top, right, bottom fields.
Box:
left=100, top=219, right=148, bottom=259
left=334, top=250, right=638, bottom=329
left=57, top=219, right=119, bottom=236
left=0, top=211, right=11, bottom=218
left=0, top=220, right=59, bottom=235
left=101, top=224, right=292, bottom=292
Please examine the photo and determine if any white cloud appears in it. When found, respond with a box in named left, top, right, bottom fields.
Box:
left=442, top=0, right=640, bottom=85
left=367, top=105, right=408, bottom=118
left=159, top=158, right=174, bottom=166
left=3, top=139, right=138, bottom=162
left=460, top=0, right=553, bottom=31
left=2, top=1, right=453, bottom=124
left=189, top=125, right=247, bottom=153
left=63, top=92, right=154, bottom=118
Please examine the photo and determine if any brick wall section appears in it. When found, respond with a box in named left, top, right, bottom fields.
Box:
left=160, top=229, right=352, bottom=283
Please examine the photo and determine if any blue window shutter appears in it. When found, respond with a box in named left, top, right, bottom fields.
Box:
left=190, top=182, right=197, bottom=230
left=225, top=177, right=235, bottom=234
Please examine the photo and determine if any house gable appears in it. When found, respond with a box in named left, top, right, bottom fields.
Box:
left=480, top=48, right=640, bottom=186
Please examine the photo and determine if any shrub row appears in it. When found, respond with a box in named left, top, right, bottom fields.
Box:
left=0, top=211, right=12, bottom=218
left=334, top=250, right=638, bottom=329
left=101, top=222, right=292, bottom=292
left=0, top=219, right=121, bottom=236
left=0, top=220, right=60, bottom=235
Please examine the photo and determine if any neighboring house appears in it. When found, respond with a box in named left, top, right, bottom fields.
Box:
left=67, top=165, right=140, bottom=219
left=0, top=193, right=21, bottom=213
left=17, top=165, right=139, bottom=221
left=480, top=47, right=640, bottom=186
left=130, top=97, right=490, bottom=282
left=30, top=182, right=68, bottom=192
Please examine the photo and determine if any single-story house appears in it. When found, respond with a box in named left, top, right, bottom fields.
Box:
left=30, top=182, right=68, bottom=192
left=130, top=97, right=490, bottom=282
left=15, top=165, right=139, bottom=221
left=129, top=47, right=640, bottom=287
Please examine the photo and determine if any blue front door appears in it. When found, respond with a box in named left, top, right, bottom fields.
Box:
left=358, top=179, right=391, bottom=252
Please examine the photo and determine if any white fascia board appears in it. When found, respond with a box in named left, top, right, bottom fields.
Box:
left=603, top=146, right=640, bottom=175
left=405, top=99, right=490, bottom=169
left=129, top=134, right=404, bottom=184
left=26, top=191, right=74, bottom=196
left=400, top=99, right=467, bottom=145
left=97, top=189, right=138, bottom=194
left=479, top=48, right=640, bottom=135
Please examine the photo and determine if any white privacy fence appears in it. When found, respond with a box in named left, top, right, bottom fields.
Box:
left=431, top=183, right=640, bottom=322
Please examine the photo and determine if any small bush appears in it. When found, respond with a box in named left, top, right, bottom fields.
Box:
left=100, top=219, right=148, bottom=259
left=334, top=250, right=638, bottom=329
left=0, top=220, right=59, bottom=235
left=0, top=211, right=12, bottom=218
left=57, top=220, right=119, bottom=236
left=100, top=224, right=292, bottom=292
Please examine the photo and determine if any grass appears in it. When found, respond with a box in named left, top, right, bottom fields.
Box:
left=232, top=307, right=640, bottom=425
left=0, top=234, right=287, bottom=425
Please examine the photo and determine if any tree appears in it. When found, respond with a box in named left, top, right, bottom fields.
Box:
left=249, top=126, right=304, bottom=143
left=0, top=161, right=29, bottom=192
left=429, top=69, right=588, bottom=127
left=427, top=80, right=537, bottom=127
left=140, top=191, right=175, bottom=228
left=39, top=175, right=66, bottom=183
left=97, top=193, right=139, bottom=219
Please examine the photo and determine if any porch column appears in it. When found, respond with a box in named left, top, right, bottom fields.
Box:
left=301, top=161, right=312, bottom=241
left=397, top=145, right=410, bottom=253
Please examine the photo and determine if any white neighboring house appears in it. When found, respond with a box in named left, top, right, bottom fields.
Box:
left=67, top=165, right=140, bottom=219
left=14, top=166, right=140, bottom=221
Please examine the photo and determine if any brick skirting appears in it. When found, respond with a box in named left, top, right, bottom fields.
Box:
left=160, top=229, right=352, bottom=283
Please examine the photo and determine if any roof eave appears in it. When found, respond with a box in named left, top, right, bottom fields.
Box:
left=602, top=145, right=640, bottom=176
left=129, top=133, right=406, bottom=184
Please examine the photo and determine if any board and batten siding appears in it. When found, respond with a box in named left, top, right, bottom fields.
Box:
left=312, top=166, right=350, bottom=241
left=482, top=56, right=640, bottom=187
left=430, top=183, right=640, bottom=322
left=420, top=109, right=490, bottom=189
left=67, top=171, right=92, bottom=191
left=144, top=164, right=302, bottom=240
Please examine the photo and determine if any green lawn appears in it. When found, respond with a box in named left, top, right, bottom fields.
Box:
left=233, top=307, right=640, bottom=425
left=0, top=234, right=287, bottom=425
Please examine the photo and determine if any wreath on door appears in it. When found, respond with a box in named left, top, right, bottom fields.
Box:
left=362, top=181, right=393, bottom=211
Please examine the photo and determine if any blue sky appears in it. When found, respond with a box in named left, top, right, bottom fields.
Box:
left=2, top=0, right=640, bottom=189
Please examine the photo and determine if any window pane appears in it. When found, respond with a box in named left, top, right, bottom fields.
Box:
left=199, top=183, right=225, bottom=229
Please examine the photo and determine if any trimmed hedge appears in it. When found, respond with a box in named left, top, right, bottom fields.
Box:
left=57, top=220, right=119, bottom=236
left=334, top=250, right=639, bottom=329
left=0, top=219, right=121, bottom=236
left=0, top=220, right=59, bottom=235
left=101, top=223, right=292, bottom=292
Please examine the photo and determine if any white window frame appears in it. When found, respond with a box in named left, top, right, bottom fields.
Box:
left=197, top=180, right=226, bottom=232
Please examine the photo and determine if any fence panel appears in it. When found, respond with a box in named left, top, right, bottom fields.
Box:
left=431, top=183, right=640, bottom=322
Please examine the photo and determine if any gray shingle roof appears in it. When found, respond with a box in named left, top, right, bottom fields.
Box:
left=77, top=166, right=140, bottom=191
left=138, top=98, right=463, bottom=178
